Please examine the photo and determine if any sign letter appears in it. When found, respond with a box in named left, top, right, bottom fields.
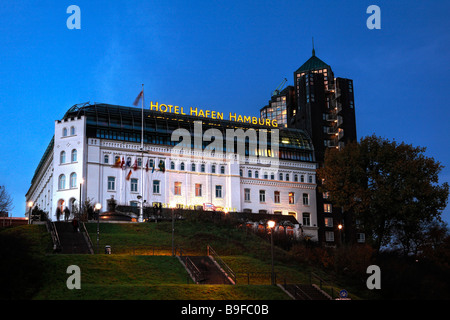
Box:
left=66, top=265, right=81, bottom=289
left=366, top=5, right=381, bottom=30
left=67, top=5, right=81, bottom=30
left=366, top=265, right=381, bottom=289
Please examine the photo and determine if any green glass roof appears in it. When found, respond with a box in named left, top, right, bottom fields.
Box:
left=295, top=54, right=330, bottom=74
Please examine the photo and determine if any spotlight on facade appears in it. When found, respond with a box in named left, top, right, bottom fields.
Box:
left=267, top=220, right=276, bottom=229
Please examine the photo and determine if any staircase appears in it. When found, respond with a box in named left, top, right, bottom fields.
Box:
left=283, top=284, right=332, bottom=300
left=187, top=256, right=233, bottom=284
left=53, top=221, right=93, bottom=254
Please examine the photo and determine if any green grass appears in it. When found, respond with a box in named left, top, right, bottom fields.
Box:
left=2, top=220, right=366, bottom=300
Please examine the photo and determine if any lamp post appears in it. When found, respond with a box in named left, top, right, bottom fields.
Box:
left=27, top=201, right=33, bottom=224
left=267, top=220, right=276, bottom=285
left=338, top=223, right=343, bottom=246
left=79, top=178, right=84, bottom=216
left=95, top=202, right=102, bottom=254
left=169, top=203, right=176, bottom=256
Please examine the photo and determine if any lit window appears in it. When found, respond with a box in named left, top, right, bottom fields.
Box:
left=195, top=184, right=202, bottom=197
left=289, top=192, right=295, bottom=204
left=174, top=182, right=182, bottom=195
left=324, top=217, right=333, bottom=227
left=324, top=203, right=332, bottom=213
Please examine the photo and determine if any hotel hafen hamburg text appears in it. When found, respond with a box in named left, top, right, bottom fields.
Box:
left=26, top=103, right=319, bottom=240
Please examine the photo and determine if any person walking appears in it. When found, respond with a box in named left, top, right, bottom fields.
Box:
left=64, top=206, right=70, bottom=221
left=56, top=207, right=61, bottom=221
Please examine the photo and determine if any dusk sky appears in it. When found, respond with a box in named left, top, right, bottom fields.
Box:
left=1, top=0, right=449, bottom=223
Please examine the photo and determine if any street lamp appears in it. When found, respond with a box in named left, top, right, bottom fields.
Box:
left=79, top=178, right=84, bottom=216
left=169, top=203, right=176, bottom=256
left=27, top=201, right=33, bottom=224
left=267, top=220, right=276, bottom=285
left=338, top=223, right=343, bottom=245
left=95, top=202, right=102, bottom=254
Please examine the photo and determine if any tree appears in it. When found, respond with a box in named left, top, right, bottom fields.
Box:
left=318, top=135, right=449, bottom=254
left=0, top=185, right=13, bottom=216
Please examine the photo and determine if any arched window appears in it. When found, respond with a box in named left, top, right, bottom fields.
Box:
left=211, top=165, right=216, bottom=173
left=255, top=171, right=259, bottom=179
left=220, top=166, right=225, bottom=174
left=170, top=161, right=175, bottom=170
left=60, top=151, right=66, bottom=164
left=58, top=174, right=66, bottom=190
left=191, top=163, right=196, bottom=172
left=70, top=173, right=77, bottom=188
left=248, top=170, right=252, bottom=178
left=279, top=173, right=283, bottom=181
left=201, top=164, right=205, bottom=172
left=71, top=149, right=77, bottom=162
left=70, top=126, right=75, bottom=135
left=62, top=128, right=67, bottom=137
left=264, top=172, right=268, bottom=179
left=180, top=162, right=185, bottom=171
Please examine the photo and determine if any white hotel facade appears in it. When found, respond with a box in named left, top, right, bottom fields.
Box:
left=26, top=103, right=319, bottom=240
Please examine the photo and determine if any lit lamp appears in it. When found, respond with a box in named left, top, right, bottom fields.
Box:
left=338, top=224, right=343, bottom=245
left=27, top=201, right=33, bottom=224
left=267, top=220, right=276, bottom=285
left=95, top=202, right=102, bottom=254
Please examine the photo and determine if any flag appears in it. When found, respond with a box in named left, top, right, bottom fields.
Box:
left=113, top=156, right=121, bottom=168
left=120, top=157, right=125, bottom=169
left=126, top=170, right=132, bottom=181
left=133, top=159, right=138, bottom=171
left=133, top=90, right=143, bottom=106
left=151, top=161, right=155, bottom=173
left=145, top=159, right=149, bottom=172
left=158, top=160, right=165, bottom=173
left=125, top=157, right=131, bottom=169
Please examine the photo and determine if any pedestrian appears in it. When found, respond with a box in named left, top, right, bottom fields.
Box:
left=64, top=206, right=70, bottom=221
left=56, top=207, right=61, bottom=221
left=72, top=218, right=79, bottom=232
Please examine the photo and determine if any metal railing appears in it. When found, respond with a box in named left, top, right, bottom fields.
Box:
left=310, top=272, right=335, bottom=299
left=184, top=256, right=204, bottom=283
left=207, top=244, right=236, bottom=284
left=47, top=220, right=62, bottom=253
left=80, top=222, right=94, bottom=254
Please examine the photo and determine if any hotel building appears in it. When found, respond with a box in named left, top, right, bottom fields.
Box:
left=26, top=102, right=320, bottom=240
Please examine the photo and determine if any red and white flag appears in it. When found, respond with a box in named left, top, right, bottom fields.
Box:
left=133, top=90, right=143, bottom=106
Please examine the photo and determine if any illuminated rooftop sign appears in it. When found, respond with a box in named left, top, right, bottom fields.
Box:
left=150, top=101, right=278, bottom=128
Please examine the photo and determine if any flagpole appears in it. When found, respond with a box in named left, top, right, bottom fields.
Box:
left=140, top=84, right=144, bottom=222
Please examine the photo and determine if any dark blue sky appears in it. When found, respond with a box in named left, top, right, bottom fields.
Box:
left=1, top=0, right=449, bottom=222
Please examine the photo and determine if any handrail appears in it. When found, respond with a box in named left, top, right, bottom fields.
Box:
left=207, top=244, right=236, bottom=284
left=47, top=221, right=62, bottom=253
left=310, top=272, right=335, bottom=299
left=80, top=222, right=94, bottom=254
left=185, top=256, right=204, bottom=283
left=293, top=285, right=313, bottom=300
